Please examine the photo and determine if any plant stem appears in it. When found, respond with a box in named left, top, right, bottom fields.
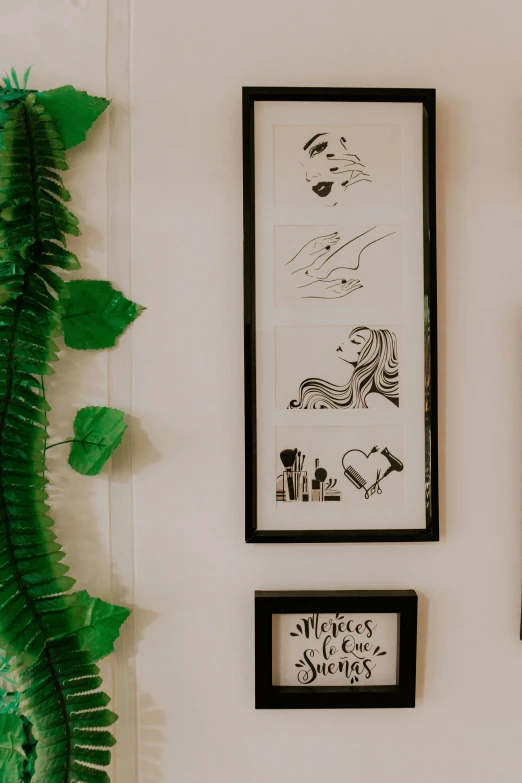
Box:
left=44, top=438, right=74, bottom=451
left=45, top=438, right=104, bottom=451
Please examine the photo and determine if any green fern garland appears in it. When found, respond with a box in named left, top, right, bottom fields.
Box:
left=0, top=69, right=142, bottom=783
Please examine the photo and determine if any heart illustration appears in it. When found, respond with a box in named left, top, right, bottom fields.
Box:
left=341, top=446, right=403, bottom=499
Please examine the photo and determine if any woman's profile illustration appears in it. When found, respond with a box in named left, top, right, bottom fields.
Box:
left=288, top=326, right=399, bottom=410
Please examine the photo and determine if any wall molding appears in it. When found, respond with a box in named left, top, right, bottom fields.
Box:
left=106, top=1, right=137, bottom=780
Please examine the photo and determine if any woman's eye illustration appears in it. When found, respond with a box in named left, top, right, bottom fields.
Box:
left=309, top=141, right=328, bottom=158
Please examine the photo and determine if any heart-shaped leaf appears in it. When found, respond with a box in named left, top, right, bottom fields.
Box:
left=36, top=85, right=110, bottom=149
left=73, top=590, right=131, bottom=661
left=68, top=406, right=127, bottom=476
left=60, top=280, right=144, bottom=350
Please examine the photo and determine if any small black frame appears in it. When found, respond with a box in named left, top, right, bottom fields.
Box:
left=255, top=590, right=418, bottom=709
left=243, top=86, right=438, bottom=544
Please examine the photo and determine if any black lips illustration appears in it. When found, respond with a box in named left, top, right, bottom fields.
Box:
left=312, top=181, right=333, bottom=198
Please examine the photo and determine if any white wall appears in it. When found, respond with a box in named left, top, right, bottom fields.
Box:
left=131, top=1, right=522, bottom=782
left=5, top=1, right=522, bottom=782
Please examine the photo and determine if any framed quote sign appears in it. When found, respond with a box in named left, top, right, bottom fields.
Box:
left=255, top=590, right=418, bottom=709
left=243, top=87, right=438, bottom=543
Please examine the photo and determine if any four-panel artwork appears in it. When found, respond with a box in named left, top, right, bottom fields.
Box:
left=244, top=87, right=438, bottom=544
left=243, top=87, right=438, bottom=707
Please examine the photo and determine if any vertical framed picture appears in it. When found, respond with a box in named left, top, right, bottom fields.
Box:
left=243, top=87, right=438, bottom=543
left=255, top=590, right=418, bottom=709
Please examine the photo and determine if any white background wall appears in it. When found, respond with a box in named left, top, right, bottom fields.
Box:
left=132, top=1, right=522, bottom=781
left=5, top=0, right=522, bottom=781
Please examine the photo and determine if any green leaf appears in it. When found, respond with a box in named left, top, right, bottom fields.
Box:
left=71, top=762, right=110, bottom=782
left=22, top=67, right=31, bottom=90
left=73, top=590, right=130, bottom=661
left=71, top=729, right=115, bottom=748
left=0, top=713, right=27, bottom=783
left=60, top=280, right=144, bottom=350
left=68, top=406, right=127, bottom=476
left=35, top=86, right=110, bottom=149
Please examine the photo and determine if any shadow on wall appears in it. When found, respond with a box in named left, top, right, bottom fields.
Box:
left=434, top=96, right=453, bottom=546
left=46, top=329, right=164, bottom=776
left=114, top=591, right=162, bottom=781
left=46, top=340, right=108, bottom=587
left=111, top=413, right=163, bottom=481
left=415, top=591, right=428, bottom=704
left=138, top=692, right=166, bottom=783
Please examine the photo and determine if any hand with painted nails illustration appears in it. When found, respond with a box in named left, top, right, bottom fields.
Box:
left=285, top=231, right=341, bottom=268
left=298, top=278, right=363, bottom=299
left=300, top=132, right=372, bottom=207
left=284, top=226, right=396, bottom=301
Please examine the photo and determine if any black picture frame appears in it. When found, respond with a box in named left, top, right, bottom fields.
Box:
left=243, top=86, right=438, bottom=544
left=255, top=590, right=418, bottom=709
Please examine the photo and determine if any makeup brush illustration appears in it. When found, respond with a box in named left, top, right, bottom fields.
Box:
left=280, top=448, right=298, bottom=500
left=280, top=449, right=296, bottom=469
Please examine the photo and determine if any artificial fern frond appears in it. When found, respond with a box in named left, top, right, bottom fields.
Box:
left=15, top=636, right=117, bottom=783
left=0, top=80, right=135, bottom=783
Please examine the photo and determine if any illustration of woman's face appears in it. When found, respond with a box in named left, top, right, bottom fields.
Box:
left=336, top=329, right=370, bottom=365
left=300, top=132, right=370, bottom=207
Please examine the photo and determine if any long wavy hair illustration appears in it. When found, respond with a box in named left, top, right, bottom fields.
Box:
left=289, top=327, right=399, bottom=409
